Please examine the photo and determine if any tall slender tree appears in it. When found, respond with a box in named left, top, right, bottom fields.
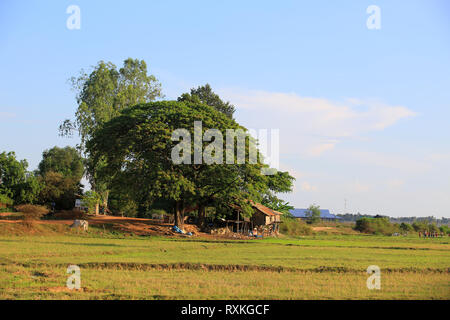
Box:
left=59, top=58, right=163, bottom=213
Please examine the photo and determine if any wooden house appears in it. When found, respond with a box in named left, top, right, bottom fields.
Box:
left=226, top=201, right=283, bottom=235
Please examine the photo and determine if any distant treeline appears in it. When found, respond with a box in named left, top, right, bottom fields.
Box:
left=337, top=213, right=449, bottom=226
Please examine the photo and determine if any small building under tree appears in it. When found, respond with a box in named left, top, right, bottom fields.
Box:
left=227, top=201, right=283, bottom=235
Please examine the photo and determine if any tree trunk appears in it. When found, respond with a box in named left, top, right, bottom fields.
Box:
left=102, top=190, right=109, bottom=215
left=198, top=205, right=209, bottom=231
left=95, top=202, right=99, bottom=215
left=174, top=200, right=185, bottom=229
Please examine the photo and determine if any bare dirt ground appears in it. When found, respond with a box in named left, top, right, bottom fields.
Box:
left=0, top=215, right=255, bottom=239
left=0, top=212, right=15, bottom=217
left=312, top=226, right=333, bottom=231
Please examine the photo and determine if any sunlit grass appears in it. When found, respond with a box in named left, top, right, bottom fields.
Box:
left=0, top=230, right=448, bottom=299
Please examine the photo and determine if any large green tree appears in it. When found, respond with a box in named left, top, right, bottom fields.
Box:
left=86, top=100, right=293, bottom=228
left=38, top=146, right=84, bottom=180
left=36, top=146, right=84, bottom=210
left=0, top=151, right=41, bottom=204
left=60, top=58, right=163, bottom=213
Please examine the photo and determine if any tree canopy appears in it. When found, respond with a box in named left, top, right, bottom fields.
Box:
left=37, top=146, right=84, bottom=181
left=178, top=84, right=235, bottom=119
left=305, top=204, right=321, bottom=224
left=59, top=58, right=163, bottom=212
left=60, top=58, right=163, bottom=149
left=0, top=151, right=41, bottom=205
left=36, top=146, right=84, bottom=210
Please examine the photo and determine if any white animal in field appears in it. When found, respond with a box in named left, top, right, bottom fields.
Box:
left=70, top=219, right=88, bottom=231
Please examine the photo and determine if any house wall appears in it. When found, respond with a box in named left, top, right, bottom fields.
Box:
left=251, top=210, right=281, bottom=226
left=251, top=211, right=267, bottom=226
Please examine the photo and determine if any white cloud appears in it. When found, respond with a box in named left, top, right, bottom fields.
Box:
left=307, top=141, right=337, bottom=156
left=219, top=88, right=417, bottom=168
left=220, top=88, right=417, bottom=140
left=341, top=150, right=430, bottom=172
left=301, top=181, right=318, bottom=192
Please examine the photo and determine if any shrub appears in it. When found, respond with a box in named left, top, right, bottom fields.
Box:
left=399, top=222, right=414, bottom=232
left=412, top=221, right=427, bottom=232
left=305, top=204, right=321, bottom=224
left=412, top=222, right=440, bottom=233
left=355, top=217, right=398, bottom=235
left=439, top=225, right=450, bottom=235
left=428, top=223, right=439, bottom=233
left=280, top=218, right=313, bottom=236
left=0, top=194, right=13, bottom=206
left=15, top=204, right=49, bottom=220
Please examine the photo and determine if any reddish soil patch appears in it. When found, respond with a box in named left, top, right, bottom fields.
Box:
left=0, top=212, right=15, bottom=217
left=0, top=215, right=258, bottom=239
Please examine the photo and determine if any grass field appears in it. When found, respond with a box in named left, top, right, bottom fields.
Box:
left=0, top=223, right=449, bottom=300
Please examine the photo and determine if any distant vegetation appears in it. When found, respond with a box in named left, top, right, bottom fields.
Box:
left=355, top=217, right=399, bottom=235
left=339, top=213, right=449, bottom=226
left=301, top=204, right=321, bottom=224
left=354, top=216, right=448, bottom=236
left=279, top=217, right=313, bottom=236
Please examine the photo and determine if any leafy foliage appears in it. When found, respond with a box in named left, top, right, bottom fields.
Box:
left=279, top=218, right=313, bottom=236
left=305, top=204, right=321, bottom=224
left=36, top=146, right=84, bottom=210
left=355, top=217, right=399, bottom=235
left=82, top=191, right=102, bottom=214
left=400, top=222, right=414, bottom=232
left=60, top=58, right=163, bottom=148
left=0, top=151, right=42, bottom=204
left=60, top=58, right=163, bottom=212
left=86, top=100, right=294, bottom=226
left=178, top=84, right=235, bottom=118
left=38, top=146, right=84, bottom=180
left=412, top=222, right=440, bottom=233
left=0, top=194, right=13, bottom=206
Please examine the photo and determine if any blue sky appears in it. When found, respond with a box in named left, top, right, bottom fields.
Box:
left=0, top=0, right=449, bottom=217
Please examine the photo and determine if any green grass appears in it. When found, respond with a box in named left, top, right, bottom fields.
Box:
left=0, top=226, right=449, bottom=299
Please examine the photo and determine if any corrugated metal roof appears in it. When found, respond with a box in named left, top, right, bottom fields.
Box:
left=289, top=208, right=341, bottom=219
left=251, top=202, right=283, bottom=216
left=230, top=200, right=283, bottom=216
